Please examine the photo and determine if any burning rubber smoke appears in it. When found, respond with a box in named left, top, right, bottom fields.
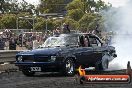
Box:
left=102, top=0, right=132, bottom=70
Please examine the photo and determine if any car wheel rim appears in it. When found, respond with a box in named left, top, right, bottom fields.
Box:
left=102, top=54, right=109, bottom=70
left=104, top=62, right=107, bottom=69
left=102, top=60, right=108, bottom=70
left=66, top=60, right=74, bottom=74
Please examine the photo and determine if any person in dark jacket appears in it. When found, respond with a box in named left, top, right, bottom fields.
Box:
left=0, top=37, right=5, bottom=50
left=53, top=27, right=61, bottom=36
left=62, top=23, right=70, bottom=33
left=9, top=37, right=17, bottom=50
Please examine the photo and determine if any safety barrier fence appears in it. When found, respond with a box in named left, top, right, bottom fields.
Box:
left=0, top=50, right=25, bottom=73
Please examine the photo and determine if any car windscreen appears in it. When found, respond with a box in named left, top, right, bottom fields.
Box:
left=40, top=36, right=78, bottom=48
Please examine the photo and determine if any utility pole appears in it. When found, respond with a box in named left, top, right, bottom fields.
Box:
left=84, top=0, right=86, bottom=13
left=16, top=17, right=18, bottom=29
left=46, top=16, right=48, bottom=32
left=33, top=16, right=35, bottom=31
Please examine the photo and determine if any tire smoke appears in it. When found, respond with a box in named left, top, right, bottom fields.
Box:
left=102, top=0, right=132, bottom=70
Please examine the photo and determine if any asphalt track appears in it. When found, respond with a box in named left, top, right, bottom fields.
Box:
left=0, top=71, right=131, bottom=88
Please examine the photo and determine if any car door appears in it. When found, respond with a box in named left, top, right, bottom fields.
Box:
left=88, top=36, right=103, bottom=64
left=74, top=35, right=94, bottom=67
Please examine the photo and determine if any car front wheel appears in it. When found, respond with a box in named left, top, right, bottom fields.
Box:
left=62, top=58, right=75, bottom=76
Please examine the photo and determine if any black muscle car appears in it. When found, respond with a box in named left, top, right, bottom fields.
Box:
left=15, top=33, right=117, bottom=76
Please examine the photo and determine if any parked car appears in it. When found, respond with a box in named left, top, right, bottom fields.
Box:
left=15, top=33, right=117, bottom=76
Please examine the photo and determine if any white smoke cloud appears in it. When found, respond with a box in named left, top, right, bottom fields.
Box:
left=18, top=0, right=40, bottom=5
left=102, top=0, right=132, bottom=70
left=107, top=0, right=128, bottom=7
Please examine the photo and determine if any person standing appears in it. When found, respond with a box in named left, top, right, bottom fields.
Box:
left=9, top=37, right=17, bottom=50
left=53, top=27, right=61, bottom=36
left=33, top=35, right=42, bottom=49
left=4, top=39, right=9, bottom=50
left=62, top=23, right=70, bottom=34
left=0, top=36, right=5, bottom=50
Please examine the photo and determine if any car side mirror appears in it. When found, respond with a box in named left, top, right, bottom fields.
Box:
left=101, top=43, right=104, bottom=46
left=113, top=54, right=117, bottom=58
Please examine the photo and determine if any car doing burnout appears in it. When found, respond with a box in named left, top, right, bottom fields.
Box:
left=15, top=33, right=117, bottom=76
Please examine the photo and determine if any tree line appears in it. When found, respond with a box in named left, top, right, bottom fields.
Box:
left=0, top=0, right=112, bottom=32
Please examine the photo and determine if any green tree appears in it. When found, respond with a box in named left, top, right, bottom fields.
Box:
left=0, top=0, right=20, bottom=14
left=0, top=0, right=11, bottom=14
left=95, top=0, right=111, bottom=12
left=0, top=15, right=2, bottom=29
left=65, top=0, right=85, bottom=31
left=66, top=0, right=84, bottom=11
left=34, top=17, right=46, bottom=31
left=0, top=0, right=36, bottom=14
left=66, top=0, right=111, bottom=32
left=83, top=0, right=96, bottom=13
left=78, top=13, right=103, bottom=32
left=19, top=0, right=35, bottom=14
left=63, top=17, right=79, bottom=30
left=39, top=0, right=66, bottom=13
left=67, top=9, right=84, bottom=21
left=0, top=14, right=16, bottom=29
left=17, top=13, right=33, bottom=29
left=34, top=17, right=54, bottom=32
left=82, top=0, right=111, bottom=13
left=53, top=19, right=63, bottom=28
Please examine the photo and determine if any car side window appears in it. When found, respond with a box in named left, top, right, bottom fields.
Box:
left=96, top=39, right=102, bottom=47
left=79, top=35, right=91, bottom=47
left=89, top=36, right=102, bottom=47
left=89, top=37, right=98, bottom=47
left=79, top=36, right=85, bottom=47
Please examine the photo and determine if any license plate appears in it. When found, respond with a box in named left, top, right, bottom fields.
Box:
left=30, top=67, right=41, bottom=71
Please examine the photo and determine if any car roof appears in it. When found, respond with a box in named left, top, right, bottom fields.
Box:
left=58, top=33, right=98, bottom=37
left=51, top=33, right=103, bottom=44
left=57, top=33, right=103, bottom=43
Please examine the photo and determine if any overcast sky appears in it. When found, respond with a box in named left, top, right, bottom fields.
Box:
left=104, top=0, right=128, bottom=7
left=18, top=0, right=40, bottom=5
left=18, top=0, right=128, bottom=7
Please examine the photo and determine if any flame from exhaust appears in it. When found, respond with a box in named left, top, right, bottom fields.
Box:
left=78, top=66, right=86, bottom=76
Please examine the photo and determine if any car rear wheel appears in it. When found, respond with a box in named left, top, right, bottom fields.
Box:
left=22, top=70, right=35, bottom=77
left=62, top=58, right=75, bottom=76
left=96, top=54, right=109, bottom=70
left=100, top=59, right=109, bottom=70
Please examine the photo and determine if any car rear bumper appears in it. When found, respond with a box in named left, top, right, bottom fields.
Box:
left=15, top=62, right=63, bottom=72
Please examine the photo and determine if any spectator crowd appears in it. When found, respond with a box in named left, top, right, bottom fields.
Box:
left=0, top=30, right=50, bottom=50
left=0, top=23, right=111, bottom=50
left=0, top=23, right=70, bottom=50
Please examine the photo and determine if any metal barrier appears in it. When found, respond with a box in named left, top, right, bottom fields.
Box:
left=0, top=50, right=25, bottom=63
left=0, top=50, right=25, bottom=73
